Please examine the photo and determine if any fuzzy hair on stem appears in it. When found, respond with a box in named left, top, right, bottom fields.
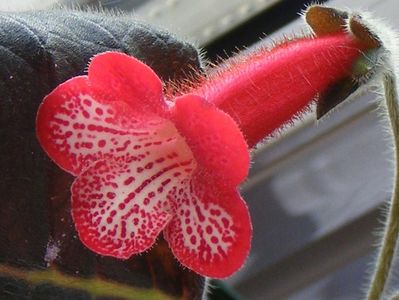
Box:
left=300, top=5, right=399, bottom=299
left=319, top=9, right=399, bottom=300
left=347, top=11, right=399, bottom=300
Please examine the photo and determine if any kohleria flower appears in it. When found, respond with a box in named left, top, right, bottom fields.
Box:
left=36, top=6, right=373, bottom=278
left=36, top=52, right=251, bottom=278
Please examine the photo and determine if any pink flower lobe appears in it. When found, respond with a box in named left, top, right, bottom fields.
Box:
left=172, top=94, right=249, bottom=186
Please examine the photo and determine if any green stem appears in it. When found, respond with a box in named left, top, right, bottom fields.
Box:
left=367, top=73, right=399, bottom=300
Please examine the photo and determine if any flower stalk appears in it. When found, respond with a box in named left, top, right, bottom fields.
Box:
left=368, top=72, right=399, bottom=300
left=302, top=6, right=399, bottom=300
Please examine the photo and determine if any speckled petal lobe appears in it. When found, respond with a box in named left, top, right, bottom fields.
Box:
left=172, top=94, right=249, bottom=185
left=164, top=176, right=252, bottom=278
left=37, top=76, right=167, bottom=176
left=71, top=141, right=196, bottom=258
left=88, top=52, right=167, bottom=115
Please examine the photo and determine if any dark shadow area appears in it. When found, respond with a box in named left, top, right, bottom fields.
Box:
left=203, top=0, right=328, bottom=62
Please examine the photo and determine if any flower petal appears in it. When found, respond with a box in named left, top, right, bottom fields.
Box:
left=88, top=52, right=167, bottom=115
left=172, top=94, right=249, bottom=186
left=71, top=143, right=196, bottom=259
left=37, top=76, right=169, bottom=175
left=164, top=176, right=252, bottom=278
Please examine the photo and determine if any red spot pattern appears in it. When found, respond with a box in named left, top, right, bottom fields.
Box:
left=36, top=52, right=251, bottom=278
left=36, top=76, right=166, bottom=176
left=164, top=177, right=251, bottom=278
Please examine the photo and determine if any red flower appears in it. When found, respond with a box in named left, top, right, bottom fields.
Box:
left=36, top=12, right=367, bottom=278
left=36, top=52, right=251, bottom=278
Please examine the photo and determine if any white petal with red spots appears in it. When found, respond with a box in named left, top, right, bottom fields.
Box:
left=164, top=177, right=251, bottom=278
left=37, top=76, right=168, bottom=176
left=72, top=140, right=195, bottom=258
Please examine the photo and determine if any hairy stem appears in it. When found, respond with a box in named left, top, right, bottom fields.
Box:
left=368, top=72, right=399, bottom=300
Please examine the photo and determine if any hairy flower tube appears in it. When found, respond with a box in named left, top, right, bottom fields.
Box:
left=193, top=33, right=366, bottom=147
left=36, top=8, right=370, bottom=278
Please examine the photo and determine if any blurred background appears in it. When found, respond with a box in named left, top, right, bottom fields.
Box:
left=2, top=0, right=398, bottom=299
